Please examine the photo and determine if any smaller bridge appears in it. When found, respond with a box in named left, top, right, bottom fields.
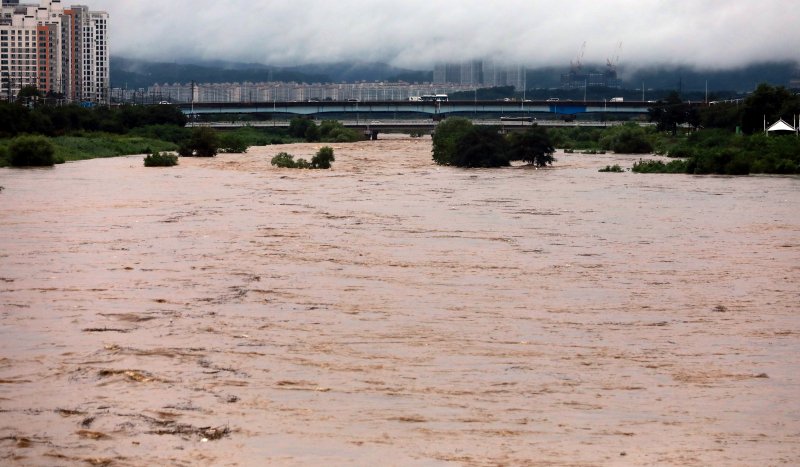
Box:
left=195, top=119, right=655, bottom=140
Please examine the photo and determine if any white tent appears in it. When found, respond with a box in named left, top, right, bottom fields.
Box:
left=766, top=119, right=796, bottom=133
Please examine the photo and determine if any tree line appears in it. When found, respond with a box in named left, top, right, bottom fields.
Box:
left=649, top=84, right=800, bottom=135
left=0, top=100, right=187, bottom=138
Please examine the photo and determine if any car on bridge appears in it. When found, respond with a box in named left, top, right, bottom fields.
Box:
left=546, top=98, right=560, bottom=102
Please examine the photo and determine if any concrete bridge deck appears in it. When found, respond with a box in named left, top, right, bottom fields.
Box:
left=179, top=99, right=659, bottom=118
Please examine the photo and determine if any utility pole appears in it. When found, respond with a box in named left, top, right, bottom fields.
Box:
left=190, top=80, right=195, bottom=127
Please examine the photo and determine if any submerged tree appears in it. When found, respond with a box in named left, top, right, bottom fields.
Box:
left=453, top=126, right=510, bottom=168
left=507, top=126, right=556, bottom=166
left=431, top=117, right=475, bottom=166
left=311, top=146, right=335, bottom=169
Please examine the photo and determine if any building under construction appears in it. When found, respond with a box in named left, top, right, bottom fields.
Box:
left=561, top=42, right=623, bottom=90
left=561, top=69, right=622, bottom=90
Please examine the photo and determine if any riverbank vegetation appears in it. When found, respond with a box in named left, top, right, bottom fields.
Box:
left=2, top=84, right=797, bottom=175
left=6, top=135, right=57, bottom=166
left=0, top=94, right=306, bottom=167
left=288, top=117, right=362, bottom=143
left=549, top=84, right=800, bottom=175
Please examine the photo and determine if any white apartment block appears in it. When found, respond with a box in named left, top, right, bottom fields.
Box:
left=0, top=0, right=108, bottom=103
left=145, top=81, right=480, bottom=104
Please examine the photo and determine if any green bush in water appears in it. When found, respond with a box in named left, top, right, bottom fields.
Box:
left=311, top=146, right=335, bottom=169
left=598, top=164, right=623, bottom=172
left=144, top=152, right=179, bottom=167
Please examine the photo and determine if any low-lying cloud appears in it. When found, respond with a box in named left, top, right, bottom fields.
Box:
left=91, top=0, right=799, bottom=70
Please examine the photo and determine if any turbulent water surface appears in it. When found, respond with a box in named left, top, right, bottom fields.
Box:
left=1, top=135, right=799, bottom=466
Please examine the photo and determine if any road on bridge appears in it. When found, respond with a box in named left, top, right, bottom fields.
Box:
left=194, top=119, right=654, bottom=130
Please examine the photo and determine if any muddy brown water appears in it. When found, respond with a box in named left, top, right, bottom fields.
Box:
left=1, top=135, right=798, bottom=466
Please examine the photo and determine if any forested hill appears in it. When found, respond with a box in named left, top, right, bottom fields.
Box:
left=112, top=57, right=797, bottom=92
left=625, top=62, right=798, bottom=93
left=111, top=58, right=329, bottom=88
left=111, top=58, right=433, bottom=88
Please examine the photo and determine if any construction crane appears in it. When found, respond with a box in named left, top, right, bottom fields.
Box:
left=571, top=41, right=586, bottom=73
left=606, top=41, right=622, bottom=74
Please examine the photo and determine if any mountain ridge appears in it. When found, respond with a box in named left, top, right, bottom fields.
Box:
left=112, top=57, right=798, bottom=93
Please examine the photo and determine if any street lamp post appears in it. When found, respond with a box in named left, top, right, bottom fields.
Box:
left=584, top=78, right=587, bottom=103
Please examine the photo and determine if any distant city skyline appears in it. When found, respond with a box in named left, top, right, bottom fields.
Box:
left=88, top=0, right=799, bottom=72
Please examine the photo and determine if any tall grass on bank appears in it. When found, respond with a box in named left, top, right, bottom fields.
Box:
left=227, top=126, right=304, bottom=146
left=0, top=126, right=303, bottom=167
left=1, top=132, right=175, bottom=167
left=50, top=134, right=177, bottom=162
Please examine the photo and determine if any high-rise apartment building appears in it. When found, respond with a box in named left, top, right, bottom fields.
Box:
left=0, top=0, right=108, bottom=102
left=433, top=60, right=525, bottom=90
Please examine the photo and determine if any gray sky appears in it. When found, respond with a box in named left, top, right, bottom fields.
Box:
left=89, top=0, right=799, bottom=70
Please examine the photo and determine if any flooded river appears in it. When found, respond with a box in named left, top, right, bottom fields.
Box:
left=1, top=135, right=799, bottom=465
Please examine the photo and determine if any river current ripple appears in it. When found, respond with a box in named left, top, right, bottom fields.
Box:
left=1, top=135, right=798, bottom=465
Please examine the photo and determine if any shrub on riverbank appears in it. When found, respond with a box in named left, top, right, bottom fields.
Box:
left=179, top=127, right=220, bottom=157
left=288, top=118, right=362, bottom=143
left=549, top=126, right=604, bottom=151
left=599, top=123, right=653, bottom=154
left=318, top=121, right=361, bottom=143
left=50, top=134, right=176, bottom=162
left=144, top=152, right=179, bottom=167
left=8, top=135, right=58, bottom=166
left=219, top=133, right=249, bottom=153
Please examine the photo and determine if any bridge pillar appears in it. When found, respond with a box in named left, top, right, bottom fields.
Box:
left=364, top=129, right=379, bottom=140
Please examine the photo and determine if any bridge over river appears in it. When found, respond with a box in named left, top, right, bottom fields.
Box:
left=179, top=99, right=662, bottom=120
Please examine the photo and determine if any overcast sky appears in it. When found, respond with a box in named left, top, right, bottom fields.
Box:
left=89, top=0, right=799, bottom=71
